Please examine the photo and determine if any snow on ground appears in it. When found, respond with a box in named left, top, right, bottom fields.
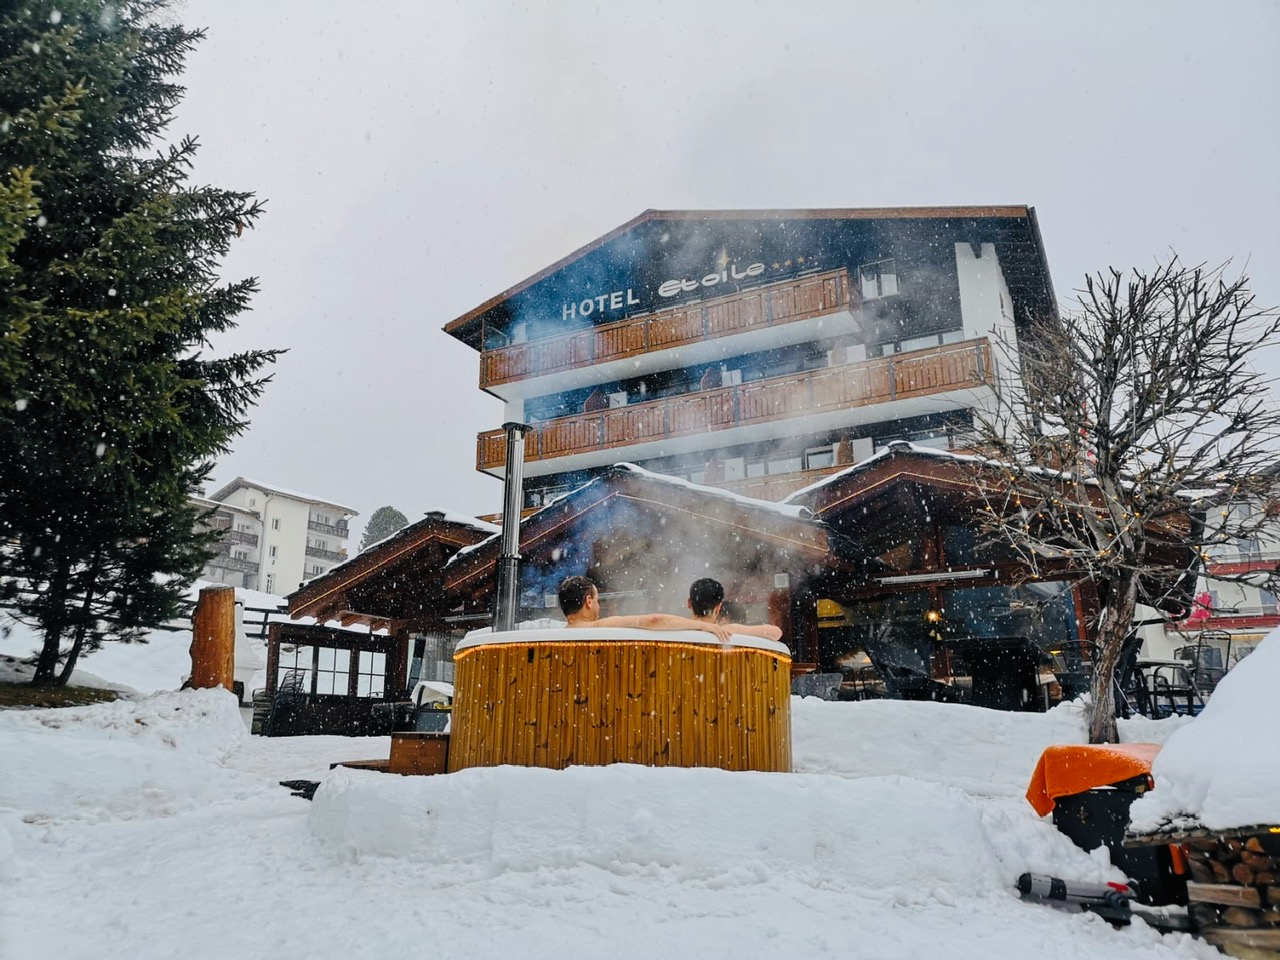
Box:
left=1130, top=627, right=1280, bottom=833
left=0, top=687, right=1218, bottom=960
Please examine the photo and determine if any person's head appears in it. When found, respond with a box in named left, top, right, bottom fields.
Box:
left=718, top=600, right=746, bottom=625
left=558, top=575, right=599, bottom=619
left=688, top=578, right=725, bottom=619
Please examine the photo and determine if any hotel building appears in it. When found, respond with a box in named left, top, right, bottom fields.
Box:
left=445, top=206, right=1056, bottom=505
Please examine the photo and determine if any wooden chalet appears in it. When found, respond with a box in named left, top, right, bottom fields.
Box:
left=260, top=446, right=1199, bottom=735
left=260, top=511, right=496, bottom=736
left=441, top=463, right=880, bottom=649
left=785, top=442, right=1197, bottom=709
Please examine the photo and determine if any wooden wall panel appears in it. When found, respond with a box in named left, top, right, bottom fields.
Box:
left=449, top=639, right=791, bottom=773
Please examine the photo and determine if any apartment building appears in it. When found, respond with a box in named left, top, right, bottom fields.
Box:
left=198, top=477, right=357, bottom=595
left=446, top=207, right=1056, bottom=506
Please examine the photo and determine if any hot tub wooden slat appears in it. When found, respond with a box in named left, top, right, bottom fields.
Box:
left=449, top=637, right=791, bottom=773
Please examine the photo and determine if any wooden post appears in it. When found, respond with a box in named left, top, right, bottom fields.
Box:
left=190, top=585, right=236, bottom=691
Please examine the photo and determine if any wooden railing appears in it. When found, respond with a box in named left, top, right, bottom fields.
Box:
left=480, top=269, right=855, bottom=387
left=478, top=338, right=993, bottom=471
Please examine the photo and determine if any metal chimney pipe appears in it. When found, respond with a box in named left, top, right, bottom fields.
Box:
left=493, top=421, right=529, bottom=633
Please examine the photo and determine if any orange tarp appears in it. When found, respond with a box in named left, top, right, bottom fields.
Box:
left=1026, top=742, right=1162, bottom=817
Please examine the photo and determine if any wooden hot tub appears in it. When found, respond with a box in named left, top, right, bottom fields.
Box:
left=447, top=628, right=792, bottom=773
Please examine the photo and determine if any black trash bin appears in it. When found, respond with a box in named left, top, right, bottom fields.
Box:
left=1051, top=775, right=1185, bottom=906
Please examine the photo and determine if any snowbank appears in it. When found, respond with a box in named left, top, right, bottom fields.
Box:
left=1, top=686, right=1209, bottom=960
left=312, top=764, right=1011, bottom=893
left=0, top=689, right=255, bottom=824
left=791, top=697, right=1088, bottom=798
left=1130, top=629, right=1280, bottom=832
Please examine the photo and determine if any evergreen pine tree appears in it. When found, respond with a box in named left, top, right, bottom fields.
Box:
left=360, top=506, right=410, bottom=552
left=0, top=0, right=282, bottom=686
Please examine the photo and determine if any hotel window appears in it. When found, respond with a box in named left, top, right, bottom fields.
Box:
left=276, top=644, right=313, bottom=691
left=272, top=518, right=281, bottom=530
left=269, top=546, right=278, bottom=558
left=314, top=647, right=351, bottom=696
left=768, top=454, right=803, bottom=475
left=356, top=651, right=386, bottom=698
left=265, top=574, right=275, bottom=593
left=804, top=445, right=835, bottom=470
left=859, top=259, right=899, bottom=300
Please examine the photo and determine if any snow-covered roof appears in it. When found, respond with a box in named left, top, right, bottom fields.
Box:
left=445, top=463, right=815, bottom=568
left=301, top=509, right=500, bottom=588
left=358, top=509, right=498, bottom=557
left=783, top=441, right=989, bottom=503
left=189, top=496, right=260, bottom=518
left=207, top=476, right=358, bottom=516
left=614, top=463, right=813, bottom=520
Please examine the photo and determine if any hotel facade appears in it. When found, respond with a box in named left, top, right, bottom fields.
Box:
left=445, top=207, right=1056, bottom=506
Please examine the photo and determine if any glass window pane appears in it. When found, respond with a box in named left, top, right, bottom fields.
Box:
left=880, top=264, right=898, bottom=296
left=900, top=334, right=939, bottom=353
left=860, top=266, right=878, bottom=300
left=768, top=456, right=803, bottom=475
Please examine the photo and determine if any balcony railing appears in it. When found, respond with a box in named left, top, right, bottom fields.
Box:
left=305, top=545, right=345, bottom=562
left=208, top=551, right=259, bottom=575
left=478, top=337, right=994, bottom=472
left=308, top=519, right=349, bottom=538
left=480, top=268, right=855, bottom=388
left=223, top=529, right=259, bottom=546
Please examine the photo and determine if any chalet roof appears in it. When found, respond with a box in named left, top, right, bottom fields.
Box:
left=285, top=511, right=495, bottom=626
left=443, top=205, right=1056, bottom=348
left=207, top=476, right=358, bottom=516
left=441, top=463, right=872, bottom=597
left=189, top=495, right=259, bottom=518
left=783, top=442, right=995, bottom=511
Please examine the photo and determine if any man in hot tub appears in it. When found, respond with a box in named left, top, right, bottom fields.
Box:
left=558, top=575, right=731, bottom=643
left=687, top=577, right=784, bottom=643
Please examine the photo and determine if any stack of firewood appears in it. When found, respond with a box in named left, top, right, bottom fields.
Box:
left=1182, top=828, right=1280, bottom=958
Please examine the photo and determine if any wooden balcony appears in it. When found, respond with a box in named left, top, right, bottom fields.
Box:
left=477, top=338, right=994, bottom=472
left=480, top=268, right=855, bottom=388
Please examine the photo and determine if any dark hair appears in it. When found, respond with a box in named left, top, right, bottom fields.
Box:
left=689, top=578, right=725, bottom=617
left=558, top=575, right=597, bottom=616
left=718, top=600, right=746, bottom=624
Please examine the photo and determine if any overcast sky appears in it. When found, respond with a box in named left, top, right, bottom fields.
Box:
left=172, top=0, right=1280, bottom=540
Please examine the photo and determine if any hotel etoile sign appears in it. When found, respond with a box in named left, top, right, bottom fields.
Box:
left=561, top=247, right=812, bottom=323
